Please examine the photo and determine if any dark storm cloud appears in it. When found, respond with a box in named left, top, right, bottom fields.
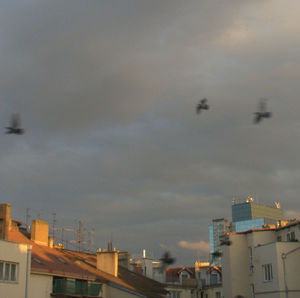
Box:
left=2, top=0, right=300, bottom=265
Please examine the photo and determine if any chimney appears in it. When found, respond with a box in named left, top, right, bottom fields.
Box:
left=0, top=204, right=11, bottom=240
left=97, top=249, right=118, bottom=277
left=48, top=236, right=54, bottom=248
left=31, top=219, right=49, bottom=246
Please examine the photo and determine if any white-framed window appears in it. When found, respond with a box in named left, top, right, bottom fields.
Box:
left=262, top=264, right=273, bottom=282
left=0, top=261, right=18, bottom=282
left=215, top=292, right=221, bottom=298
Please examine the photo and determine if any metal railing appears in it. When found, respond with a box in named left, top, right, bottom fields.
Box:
left=53, top=278, right=101, bottom=296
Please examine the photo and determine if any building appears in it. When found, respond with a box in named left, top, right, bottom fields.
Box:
left=0, top=203, right=168, bottom=298
left=165, top=266, right=198, bottom=298
left=222, top=220, right=300, bottom=298
left=209, top=199, right=284, bottom=266
left=209, top=218, right=230, bottom=266
left=195, top=261, right=222, bottom=298
left=130, top=250, right=165, bottom=283
left=0, top=239, right=32, bottom=298
left=232, top=199, right=283, bottom=232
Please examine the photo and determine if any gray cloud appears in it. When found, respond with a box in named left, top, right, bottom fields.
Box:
left=2, top=0, right=300, bottom=265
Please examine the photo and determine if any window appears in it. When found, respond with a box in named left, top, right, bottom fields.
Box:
left=216, top=292, right=221, bottom=298
left=287, top=231, right=296, bottom=241
left=0, top=261, right=18, bottom=282
left=211, top=273, right=218, bottom=284
left=56, top=257, right=67, bottom=264
left=262, top=264, right=273, bottom=282
left=33, top=257, right=43, bottom=264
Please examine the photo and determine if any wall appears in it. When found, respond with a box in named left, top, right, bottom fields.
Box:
left=0, top=240, right=31, bottom=298
left=222, top=233, right=250, bottom=298
left=29, top=274, right=53, bottom=298
left=252, top=242, right=281, bottom=298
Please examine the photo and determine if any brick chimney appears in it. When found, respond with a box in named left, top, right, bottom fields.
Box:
left=0, top=203, right=11, bottom=240
left=31, top=219, right=49, bottom=246
left=97, top=244, right=118, bottom=277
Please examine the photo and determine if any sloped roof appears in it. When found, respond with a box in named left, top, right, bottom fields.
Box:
left=8, top=227, right=167, bottom=298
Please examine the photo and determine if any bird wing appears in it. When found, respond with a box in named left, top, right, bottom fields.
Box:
left=196, top=104, right=202, bottom=114
left=254, top=113, right=261, bottom=124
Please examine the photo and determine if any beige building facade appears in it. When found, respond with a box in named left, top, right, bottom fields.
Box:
left=0, top=239, right=32, bottom=298
left=222, top=222, right=300, bottom=298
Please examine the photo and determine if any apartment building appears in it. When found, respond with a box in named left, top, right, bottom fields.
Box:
left=222, top=221, right=300, bottom=298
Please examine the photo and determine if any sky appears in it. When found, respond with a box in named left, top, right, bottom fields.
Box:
left=1, top=0, right=300, bottom=265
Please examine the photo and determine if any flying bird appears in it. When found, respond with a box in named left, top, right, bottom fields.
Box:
left=5, top=114, right=25, bottom=135
left=196, top=98, right=209, bottom=114
left=254, top=98, right=272, bottom=124
left=160, top=251, right=175, bottom=266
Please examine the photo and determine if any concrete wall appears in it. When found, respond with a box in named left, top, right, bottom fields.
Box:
left=0, top=240, right=31, bottom=298
left=29, top=274, right=53, bottom=298
left=252, top=242, right=281, bottom=298
left=222, top=233, right=250, bottom=298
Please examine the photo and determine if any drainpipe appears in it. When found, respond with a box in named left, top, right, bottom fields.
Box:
left=281, top=245, right=300, bottom=298
left=25, top=245, right=32, bottom=298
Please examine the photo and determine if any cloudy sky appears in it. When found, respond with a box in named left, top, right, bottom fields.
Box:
left=2, top=0, right=300, bottom=265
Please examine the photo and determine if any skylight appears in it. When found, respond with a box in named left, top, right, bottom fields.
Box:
left=33, top=257, right=43, bottom=264
left=57, top=257, right=67, bottom=264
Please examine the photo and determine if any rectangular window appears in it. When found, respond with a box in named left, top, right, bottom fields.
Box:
left=211, top=273, right=218, bottom=284
left=262, top=264, right=273, bottom=282
left=0, top=261, right=18, bottom=282
left=0, top=262, right=3, bottom=280
left=10, top=264, right=16, bottom=281
left=216, top=292, right=221, bottom=298
left=4, top=263, right=10, bottom=280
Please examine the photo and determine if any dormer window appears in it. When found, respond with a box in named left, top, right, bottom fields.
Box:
left=181, top=273, right=189, bottom=279
left=179, top=270, right=190, bottom=283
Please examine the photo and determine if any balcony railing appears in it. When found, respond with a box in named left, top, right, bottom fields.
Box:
left=53, top=278, right=101, bottom=297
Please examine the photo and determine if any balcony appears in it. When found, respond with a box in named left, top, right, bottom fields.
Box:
left=52, top=278, right=102, bottom=297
